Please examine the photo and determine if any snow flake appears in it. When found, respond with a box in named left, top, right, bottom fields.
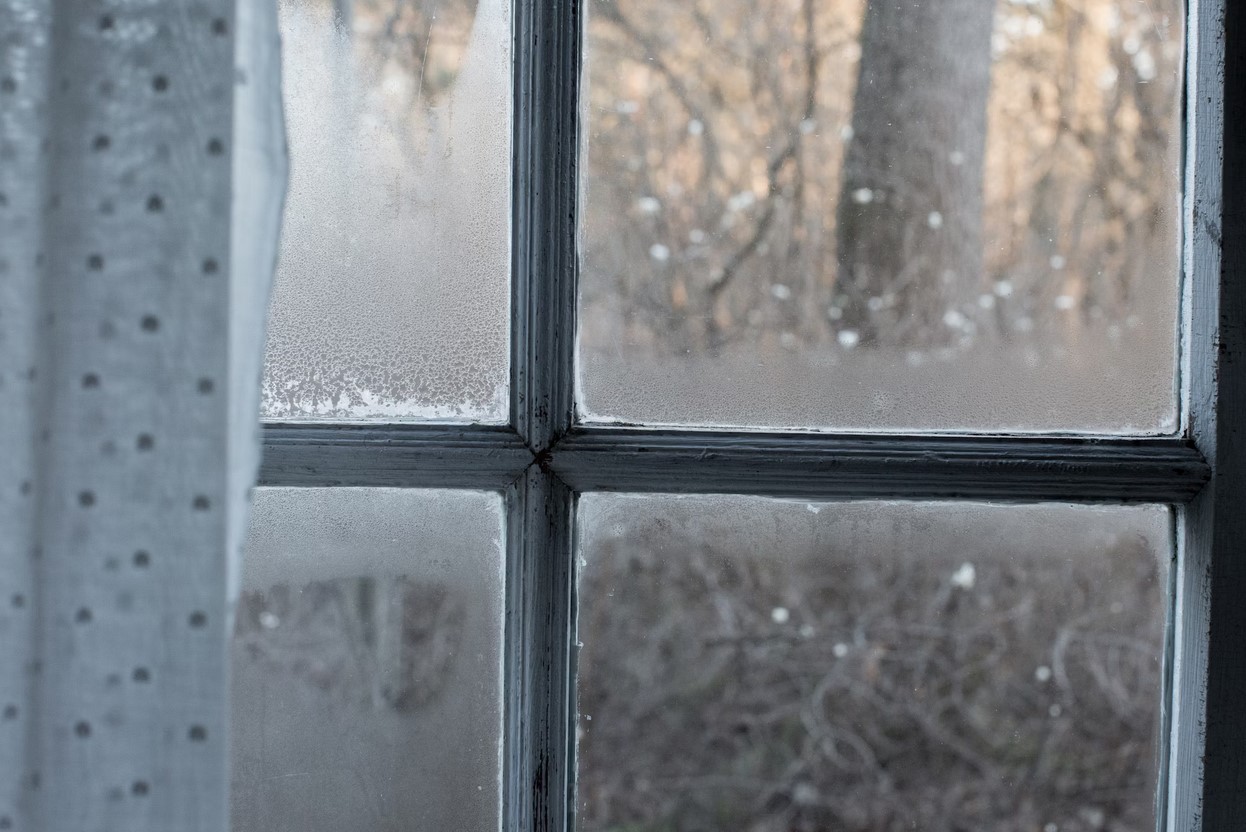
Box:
left=950, top=562, right=976, bottom=589
left=1134, top=49, right=1157, bottom=82
left=851, top=187, right=875, bottom=205
left=728, top=191, right=757, bottom=212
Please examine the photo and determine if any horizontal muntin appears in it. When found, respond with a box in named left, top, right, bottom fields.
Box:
left=550, top=426, right=1209, bottom=503
left=260, top=423, right=533, bottom=489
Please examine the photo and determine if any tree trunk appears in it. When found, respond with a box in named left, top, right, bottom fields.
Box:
left=333, top=0, right=353, bottom=33
left=835, top=0, right=995, bottom=348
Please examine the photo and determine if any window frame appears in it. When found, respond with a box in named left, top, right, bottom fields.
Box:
left=259, top=0, right=1238, bottom=829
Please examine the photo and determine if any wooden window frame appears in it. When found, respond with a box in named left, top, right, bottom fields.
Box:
left=258, top=1, right=1240, bottom=828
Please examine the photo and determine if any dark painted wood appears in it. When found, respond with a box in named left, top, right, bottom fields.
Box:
left=504, top=468, right=577, bottom=832
left=1184, top=0, right=1246, bottom=828
left=552, top=427, right=1209, bottom=503
left=506, top=0, right=583, bottom=830
left=511, top=0, right=581, bottom=453
left=259, top=423, right=532, bottom=488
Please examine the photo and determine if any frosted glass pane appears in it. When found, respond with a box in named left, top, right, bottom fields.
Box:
left=577, top=497, right=1169, bottom=831
left=579, top=0, right=1181, bottom=432
left=263, top=0, right=511, bottom=421
left=232, top=488, right=504, bottom=832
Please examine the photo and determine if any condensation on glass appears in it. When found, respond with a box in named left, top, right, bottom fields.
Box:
left=262, top=0, right=511, bottom=421
left=578, top=0, right=1182, bottom=432
left=576, top=496, right=1170, bottom=830
left=231, top=488, right=505, bottom=832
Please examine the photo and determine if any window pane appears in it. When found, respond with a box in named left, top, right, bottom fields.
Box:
left=577, top=496, right=1170, bottom=830
left=263, top=0, right=511, bottom=421
left=579, top=1, right=1182, bottom=432
left=232, top=488, right=504, bottom=832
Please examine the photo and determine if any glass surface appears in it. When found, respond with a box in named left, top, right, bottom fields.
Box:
left=263, top=0, right=511, bottom=421
left=577, top=496, right=1170, bottom=831
left=579, top=0, right=1182, bottom=432
left=232, top=488, right=504, bottom=832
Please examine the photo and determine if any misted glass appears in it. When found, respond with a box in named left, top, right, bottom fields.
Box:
left=577, top=496, right=1170, bottom=831
left=263, top=0, right=511, bottom=421
left=231, top=488, right=505, bottom=832
left=579, top=0, right=1182, bottom=432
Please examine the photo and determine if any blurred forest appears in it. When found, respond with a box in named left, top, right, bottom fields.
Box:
left=266, top=0, right=1184, bottom=427
left=579, top=0, right=1183, bottom=359
left=577, top=499, right=1169, bottom=832
left=307, top=0, right=1184, bottom=356
left=576, top=0, right=1183, bottom=429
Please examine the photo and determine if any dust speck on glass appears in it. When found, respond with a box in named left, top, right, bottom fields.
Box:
left=262, top=0, right=512, bottom=421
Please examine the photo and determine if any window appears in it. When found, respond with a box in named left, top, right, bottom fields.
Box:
left=252, top=1, right=1240, bottom=830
